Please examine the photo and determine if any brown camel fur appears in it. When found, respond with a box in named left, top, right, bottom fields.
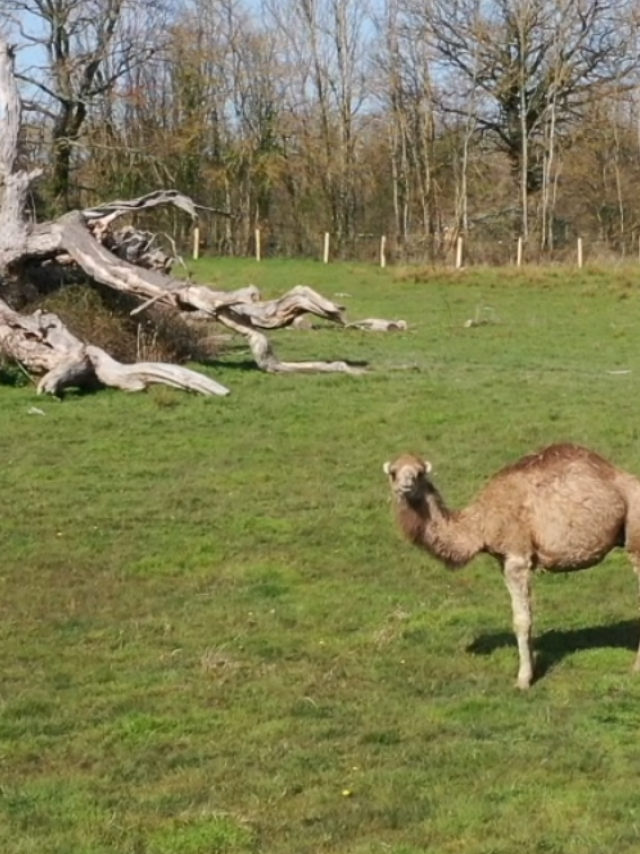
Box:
left=383, top=443, right=640, bottom=689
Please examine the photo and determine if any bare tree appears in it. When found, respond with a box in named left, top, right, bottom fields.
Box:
left=375, top=0, right=441, bottom=254
left=404, top=0, right=640, bottom=236
left=381, top=0, right=410, bottom=243
left=265, top=0, right=372, bottom=247
left=1, top=0, right=170, bottom=210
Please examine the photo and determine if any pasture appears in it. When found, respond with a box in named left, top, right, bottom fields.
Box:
left=2, top=259, right=640, bottom=853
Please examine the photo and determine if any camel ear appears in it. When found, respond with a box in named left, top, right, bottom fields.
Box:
left=423, top=460, right=433, bottom=474
left=383, top=461, right=391, bottom=475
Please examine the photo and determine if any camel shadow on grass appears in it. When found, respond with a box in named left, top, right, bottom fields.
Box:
left=467, top=619, right=638, bottom=683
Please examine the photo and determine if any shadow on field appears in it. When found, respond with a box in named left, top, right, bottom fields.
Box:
left=204, top=358, right=370, bottom=371
left=467, top=619, right=638, bottom=681
left=204, top=358, right=260, bottom=371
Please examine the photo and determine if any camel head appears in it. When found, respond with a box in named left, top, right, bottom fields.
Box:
left=383, top=453, right=433, bottom=503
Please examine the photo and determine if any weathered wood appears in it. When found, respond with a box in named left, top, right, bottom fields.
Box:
left=0, top=43, right=43, bottom=272
left=215, top=308, right=366, bottom=375
left=0, top=299, right=83, bottom=373
left=346, top=318, right=407, bottom=332
left=0, top=299, right=229, bottom=397
left=85, top=346, right=230, bottom=395
left=83, top=189, right=201, bottom=227
left=0, top=34, right=367, bottom=391
left=229, top=285, right=346, bottom=329
left=37, top=357, right=96, bottom=396
left=107, top=226, right=173, bottom=271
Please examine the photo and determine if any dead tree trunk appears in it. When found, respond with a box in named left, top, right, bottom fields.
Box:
left=0, top=298, right=231, bottom=396
left=0, top=44, right=43, bottom=272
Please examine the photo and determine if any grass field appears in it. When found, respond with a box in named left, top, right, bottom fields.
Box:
left=3, top=259, right=640, bottom=853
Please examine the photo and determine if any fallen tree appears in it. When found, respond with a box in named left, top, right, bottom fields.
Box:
left=0, top=38, right=367, bottom=397
left=0, top=297, right=231, bottom=396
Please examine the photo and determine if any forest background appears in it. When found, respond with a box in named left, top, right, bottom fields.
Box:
left=3, top=0, right=640, bottom=266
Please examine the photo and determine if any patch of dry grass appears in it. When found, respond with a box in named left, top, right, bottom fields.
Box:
left=29, top=284, right=214, bottom=364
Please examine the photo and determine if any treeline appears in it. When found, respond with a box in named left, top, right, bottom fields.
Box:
left=6, top=0, right=640, bottom=262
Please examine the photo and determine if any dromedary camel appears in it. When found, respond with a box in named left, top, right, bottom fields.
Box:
left=383, top=443, right=640, bottom=689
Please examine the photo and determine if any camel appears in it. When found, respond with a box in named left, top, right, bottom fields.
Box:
left=383, top=443, right=640, bottom=689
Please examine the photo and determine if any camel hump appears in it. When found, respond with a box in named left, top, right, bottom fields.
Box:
left=496, top=443, right=619, bottom=481
left=477, top=444, right=634, bottom=563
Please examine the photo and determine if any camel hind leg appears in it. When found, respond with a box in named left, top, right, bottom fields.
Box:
left=502, top=556, right=534, bottom=690
left=622, top=483, right=640, bottom=672
left=628, top=553, right=640, bottom=672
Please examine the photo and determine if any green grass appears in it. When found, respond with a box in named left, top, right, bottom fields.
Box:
left=3, top=259, right=640, bottom=853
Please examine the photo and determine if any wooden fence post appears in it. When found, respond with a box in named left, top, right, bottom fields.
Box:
left=255, top=228, right=261, bottom=262
left=455, top=236, right=464, bottom=269
left=516, top=236, right=523, bottom=267
left=577, top=237, right=583, bottom=268
left=380, top=235, right=387, bottom=268
left=323, top=232, right=330, bottom=264
left=193, top=225, right=200, bottom=261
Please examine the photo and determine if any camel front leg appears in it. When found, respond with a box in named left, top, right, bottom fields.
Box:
left=503, top=557, right=534, bottom=690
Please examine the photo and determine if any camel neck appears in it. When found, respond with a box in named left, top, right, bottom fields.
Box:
left=397, top=490, right=482, bottom=568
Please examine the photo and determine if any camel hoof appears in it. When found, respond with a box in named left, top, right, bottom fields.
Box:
left=516, top=675, right=533, bottom=690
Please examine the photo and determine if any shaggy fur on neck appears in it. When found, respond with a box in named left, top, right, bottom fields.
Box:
left=397, top=486, right=482, bottom=569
